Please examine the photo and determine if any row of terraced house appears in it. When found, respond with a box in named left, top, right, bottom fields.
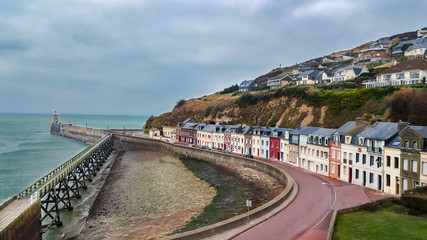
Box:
left=150, top=117, right=427, bottom=196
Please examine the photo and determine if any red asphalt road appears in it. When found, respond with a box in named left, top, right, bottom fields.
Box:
left=233, top=159, right=389, bottom=240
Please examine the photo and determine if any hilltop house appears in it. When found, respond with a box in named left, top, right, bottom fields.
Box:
left=364, top=59, right=427, bottom=88
left=239, top=80, right=256, bottom=92
left=392, top=38, right=426, bottom=55
left=417, top=27, right=427, bottom=38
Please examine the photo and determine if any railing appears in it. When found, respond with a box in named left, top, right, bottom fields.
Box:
left=367, top=146, right=382, bottom=154
left=0, top=192, right=39, bottom=231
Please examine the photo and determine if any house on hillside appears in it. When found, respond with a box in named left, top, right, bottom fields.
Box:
left=239, top=80, right=256, bottom=92
left=404, top=39, right=427, bottom=59
left=331, top=65, right=368, bottom=82
left=392, top=38, right=425, bottom=55
left=267, top=75, right=295, bottom=89
left=336, top=52, right=354, bottom=61
left=322, top=56, right=336, bottom=64
left=296, top=69, right=327, bottom=85
left=364, top=59, right=427, bottom=88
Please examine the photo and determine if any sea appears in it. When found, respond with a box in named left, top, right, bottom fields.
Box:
left=0, top=113, right=148, bottom=203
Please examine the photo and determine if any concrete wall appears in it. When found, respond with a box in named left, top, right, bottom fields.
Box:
left=114, top=135, right=296, bottom=240
left=0, top=201, right=41, bottom=240
left=60, top=125, right=107, bottom=144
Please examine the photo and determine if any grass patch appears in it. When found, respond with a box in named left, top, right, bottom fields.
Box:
left=333, top=205, right=427, bottom=240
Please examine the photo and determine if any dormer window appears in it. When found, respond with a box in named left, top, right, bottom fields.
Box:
left=325, top=138, right=329, bottom=145
left=346, top=136, right=351, bottom=144
left=413, top=141, right=418, bottom=149
left=319, top=137, right=323, bottom=145
left=359, top=138, right=364, bottom=146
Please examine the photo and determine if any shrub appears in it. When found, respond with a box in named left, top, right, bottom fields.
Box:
left=175, top=99, right=186, bottom=108
left=220, top=84, right=239, bottom=94
left=235, top=94, right=259, bottom=108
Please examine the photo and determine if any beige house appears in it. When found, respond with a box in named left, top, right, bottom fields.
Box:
left=404, top=39, right=427, bottom=59
left=162, top=126, right=175, bottom=139
left=383, top=139, right=402, bottom=195
left=149, top=128, right=161, bottom=139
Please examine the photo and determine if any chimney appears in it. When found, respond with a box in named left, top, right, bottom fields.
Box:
left=355, top=117, right=367, bottom=126
left=398, top=120, right=409, bottom=132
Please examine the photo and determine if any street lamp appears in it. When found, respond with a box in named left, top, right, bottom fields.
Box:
left=322, top=182, right=332, bottom=211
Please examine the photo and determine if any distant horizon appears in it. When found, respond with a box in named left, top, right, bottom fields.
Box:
left=0, top=112, right=152, bottom=117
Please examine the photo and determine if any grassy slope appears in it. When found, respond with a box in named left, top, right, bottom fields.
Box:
left=148, top=86, right=427, bottom=130
left=333, top=205, right=427, bottom=240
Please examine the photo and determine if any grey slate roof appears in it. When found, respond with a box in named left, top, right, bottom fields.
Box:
left=239, top=80, right=255, bottom=88
left=386, top=135, right=401, bottom=148
left=401, top=126, right=427, bottom=138
left=310, top=128, right=337, bottom=137
left=357, top=122, right=398, bottom=141
left=289, top=126, right=319, bottom=135
left=201, top=124, right=218, bottom=132
left=182, top=122, right=198, bottom=129
left=406, top=41, right=427, bottom=51
left=334, top=121, right=356, bottom=135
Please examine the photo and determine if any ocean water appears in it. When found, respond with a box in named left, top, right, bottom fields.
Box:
left=0, top=113, right=148, bottom=203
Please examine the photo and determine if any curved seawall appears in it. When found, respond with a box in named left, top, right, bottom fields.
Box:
left=114, top=135, right=297, bottom=240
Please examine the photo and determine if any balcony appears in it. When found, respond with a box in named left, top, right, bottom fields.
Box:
left=367, top=147, right=382, bottom=154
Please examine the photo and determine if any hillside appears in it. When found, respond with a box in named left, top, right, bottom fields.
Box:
left=145, top=28, right=426, bottom=130
left=145, top=86, right=427, bottom=130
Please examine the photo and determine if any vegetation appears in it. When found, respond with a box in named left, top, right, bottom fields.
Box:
left=386, top=88, right=427, bottom=126
left=175, top=99, right=186, bottom=108
left=235, top=94, right=259, bottom=108
left=220, top=84, right=239, bottom=94
left=333, top=205, right=427, bottom=240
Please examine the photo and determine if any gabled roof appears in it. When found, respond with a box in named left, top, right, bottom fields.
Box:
left=182, top=122, right=198, bottom=130
left=357, top=122, right=398, bottom=141
left=178, top=117, right=195, bottom=127
left=239, top=80, right=255, bottom=88
left=406, top=41, right=427, bottom=51
left=400, top=126, right=427, bottom=138
left=377, top=59, right=427, bottom=76
left=200, top=124, right=218, bottom=132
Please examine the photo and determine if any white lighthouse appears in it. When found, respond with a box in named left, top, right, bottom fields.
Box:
left=53, top=110, right=59, bottom=123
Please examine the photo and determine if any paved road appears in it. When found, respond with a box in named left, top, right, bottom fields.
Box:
left=233, top=159, right=391, bottom=240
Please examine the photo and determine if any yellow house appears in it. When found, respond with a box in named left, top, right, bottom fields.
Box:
left=162, top=126, right=175, bottom=139
left=421, top=151, right=427, bottom=187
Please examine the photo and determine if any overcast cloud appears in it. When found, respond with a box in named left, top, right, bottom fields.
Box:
left=0, top=0, right=426, bottom=115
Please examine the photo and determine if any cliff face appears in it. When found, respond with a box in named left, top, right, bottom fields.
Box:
left=147, top=87, right=427, bottom=130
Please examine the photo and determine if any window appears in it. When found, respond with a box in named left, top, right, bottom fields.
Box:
left=397, top=73, right=404, bottom=79
left=415, top=181, right=419, bottom=188
left=412, top=160, right=418, bottom=173
left=321, top=164, right=323, bottom=171
left=386, top=156, right=391, bottom=167
left=344, top=152, right=348, bottom=160
left=325, top=166, right=328, bottom=173
left=386, top=174, right=391, bottom=187
left=370, top=156, right=374, bottom=166
left=355, top=169, right=359, bottom=179
left=385, top=75, right=391, bottom=80
left=261, top=140, right=264, bottom=146
left=332, top=149, right=336, bottom=159
left=403, top=159, right=408, bottom=171
left=369, top=173, right=374, bottom=184
left=377, top=157, right=382, bottom=168
left=395, top=157, right=399, bottom=169
left=362, top=154, right=366, bottom=164
left=338, top=150, right=341, bottom=159
left=331, top=163, right=335, bottom=173
left=403, top=178, right=408, bottom=191
left=356, top=153, right=360, bottom=163
left=423, top=162, right=427, bottom=175
left=413, top=141, right=418, bottom=149
left=410, top=71, right=420, bottom=78
left=404, top=140, right=409, bottom=148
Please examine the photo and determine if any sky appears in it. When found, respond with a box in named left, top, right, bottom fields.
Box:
left=0, top=0, right=426, bottom=116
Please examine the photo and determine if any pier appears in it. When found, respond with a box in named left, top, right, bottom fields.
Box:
left=0, top=133, right=114, bottom=239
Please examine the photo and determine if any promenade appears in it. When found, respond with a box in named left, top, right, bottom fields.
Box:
left=232, top=158, right=392, bottom=240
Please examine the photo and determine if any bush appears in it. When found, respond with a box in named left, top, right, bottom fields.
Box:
left=220, top=84, right=239, bottom=94
left=175, top=99, right=186, bottom=108
left=235, top=94, right=259, bottom=108
left=401, top=195, right=427, bottom=213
